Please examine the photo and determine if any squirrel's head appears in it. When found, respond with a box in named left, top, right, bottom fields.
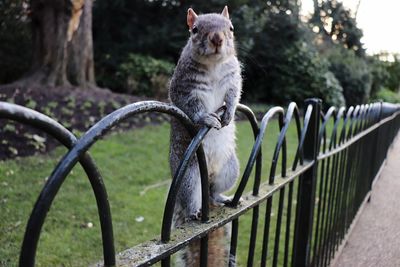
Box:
left=187, top=6, right=236, bottom=62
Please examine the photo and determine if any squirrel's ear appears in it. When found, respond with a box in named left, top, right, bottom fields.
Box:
left=221, top=6, right=229, bottom=19
left=187, top=8, right=198, bottom=30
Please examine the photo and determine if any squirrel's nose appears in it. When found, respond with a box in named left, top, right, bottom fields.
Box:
left=210, top=33, right=223, bottom=47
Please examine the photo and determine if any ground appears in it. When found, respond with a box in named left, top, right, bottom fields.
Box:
left=333, top=135, right=400, bottom=267
left=0, top=85, right=267, bottom=161
left=0, top=85, right=170, bottom=160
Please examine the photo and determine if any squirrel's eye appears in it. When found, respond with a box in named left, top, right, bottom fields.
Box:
left=192, top=27, right=198, bottom=34
left=230, top=26, right=234, bottom=32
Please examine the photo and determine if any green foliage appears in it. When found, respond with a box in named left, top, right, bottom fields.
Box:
left=323, top=46, right=371, bottom=106
left=310, top=0, right=365, bottom=57
left=244, top=9, right=345, bottom=107
left=373, top=87, right=400, bottom=103
left=322, top=71, right=346, bottom=108
left=0, top=0, right=31, bottom=84
left=384, top=55, right=400, bottom=92
left=231, top=4, right=268, bottom=58
left=367, top=55, right=390, bottom=98
left=92, top=0, right=263, bottom=94
left=115, top=54, right=174, bottom=98
left=0, top=0, right=398, bottom=108
left=92, top=0, right=252, bottom=63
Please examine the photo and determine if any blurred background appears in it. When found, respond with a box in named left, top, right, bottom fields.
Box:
left=1, top=1, right=400, bottom=265
left=1, top=0, right=399, bottom=108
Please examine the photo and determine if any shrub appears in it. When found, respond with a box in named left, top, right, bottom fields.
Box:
left=384, top=56, right=400, bottom=92
left=367, top=55, right=390, bottom=98
left=322, top=71, right=346, bottom=108
left=372, top=88, right=400, bottom=103
left=116, top=54, right=174, bottom=98
left=244, top=11, right=345, bottom=108
left=323, top=46, right=372, bottom=106
left=0, top=0, right=31, bottom=84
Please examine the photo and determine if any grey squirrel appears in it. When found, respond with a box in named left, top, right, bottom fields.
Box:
left=169, top=6, right=242, bottom=225
left=168, top=6, right=242, bottom=266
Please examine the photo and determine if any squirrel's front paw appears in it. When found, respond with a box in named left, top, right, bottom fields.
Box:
left=188, top=209, right=202, bottom=221
left=220, top=110, right=233, bottom=127
left=200, top=113, right=222, bottom=129
left=210, top=194, right=232, bottom=206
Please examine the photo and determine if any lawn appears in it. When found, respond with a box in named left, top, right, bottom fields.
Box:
left=0, top=119, right=301, bottom=266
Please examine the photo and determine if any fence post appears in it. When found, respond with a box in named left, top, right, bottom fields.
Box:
left=292, top=98, right=321, bottom=267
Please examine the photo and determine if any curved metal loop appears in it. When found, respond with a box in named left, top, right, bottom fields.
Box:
left=354, top=104, right=366, bottom=135
left=338, top=106, right=355, bottom=145
left=346, top=105, right=361, bottom=140
left=230, top=106, right=284, bottom=206
left=317, top=106, right=336, bottom=151
left=373, top=102, right=383, bottom=125
left=369, top=103, right=377, bottom=124
left=319, top=110, right=328, bottom=158
left=161, top=104, right=260, bottom=241
left=369, top=103, right=380, bottom=127
left=269, top=102, right=302, bottom=182
left=358, top=104, right=368, bottom=131
left=19, top=101, right=200, bottom=266
left=292, top=104, right=313, bottom=170
left=0, top=102, right=115, bottom=267
left=236, top=104, right=262, bottom=195
left=236, top=104, right=259, bottom=137
left=365, top=103, right=374, bottom=128
left=161, top=126, right=210, bottom=242
left=7, top=98, right=398, bottom=266
left=318, top=107, right=337, bottom=152
left=328, top=107, right=346, bottom=150
left=360, top=104, right=370, bottom=131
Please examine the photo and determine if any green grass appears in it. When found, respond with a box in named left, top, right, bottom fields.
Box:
left=0, top=120, right=301, bottom=266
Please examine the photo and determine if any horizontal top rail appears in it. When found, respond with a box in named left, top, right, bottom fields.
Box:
left=1, top=98, right=398, bottom=267
left=92, top=160, right=314, bottom=267
left=318, top=109, right=400, bottom=161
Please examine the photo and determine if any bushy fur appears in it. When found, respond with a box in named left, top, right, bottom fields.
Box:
left=168, top=7, right=242, bottom=266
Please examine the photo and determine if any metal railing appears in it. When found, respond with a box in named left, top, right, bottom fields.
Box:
left=1, top=99, right=399, bottom=267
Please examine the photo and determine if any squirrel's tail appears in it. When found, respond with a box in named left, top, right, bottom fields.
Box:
left=175, top=224, right=234, bottom=267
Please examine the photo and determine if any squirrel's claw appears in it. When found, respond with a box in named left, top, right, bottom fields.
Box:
left=188, top=209, right=202, bottom=221
left=220, top=109, right=233, bottom=127
left=200, top=113, right=222, bottom=129
left=210, top=194, right=232, bottom=206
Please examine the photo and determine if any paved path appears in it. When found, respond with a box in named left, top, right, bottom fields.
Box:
left=333, top=135, right=400, bottom=267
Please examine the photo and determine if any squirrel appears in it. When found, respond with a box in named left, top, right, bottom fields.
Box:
left=168, top=6, right=242, bottom=266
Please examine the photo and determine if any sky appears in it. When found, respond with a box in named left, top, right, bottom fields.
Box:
left=301, top=0, right=400, bottom=55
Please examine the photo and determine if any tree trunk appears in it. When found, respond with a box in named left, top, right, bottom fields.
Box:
left=68, top=0, right=96, bottom=88
left=15, top=0, right=95, bottom=88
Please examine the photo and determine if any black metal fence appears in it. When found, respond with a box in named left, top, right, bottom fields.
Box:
left=1, top=99, right=399, bottom=267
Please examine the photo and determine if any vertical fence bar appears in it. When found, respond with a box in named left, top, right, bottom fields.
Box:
left=200, top=235, right=208, bottom=267
left=229, top=219, right=239, bottom=267
left=292, top=98, right=321, bottom=267
left=371, top=103, right=383, bottom=186
left=261, top=197, right=274, bottom=267
left=272, top=188, right=285, bottom=267
left=247, top=206, right=259, bottom=267
left=283, top=181, right=294, bottom=267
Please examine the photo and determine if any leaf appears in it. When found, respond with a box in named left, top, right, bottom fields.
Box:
left=32, top=134, right=46, bottom=144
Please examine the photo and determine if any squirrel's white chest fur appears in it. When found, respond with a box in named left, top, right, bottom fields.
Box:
left=193, top=62, right=237, bottom=177
left=193, top=63, right=230, bottom=113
